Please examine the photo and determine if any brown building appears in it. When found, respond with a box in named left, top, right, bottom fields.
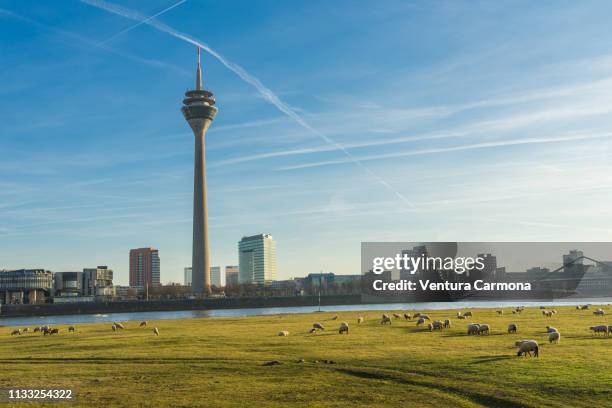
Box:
left=129, top=247, right=160, bottom=288
left=225, top=265, right=239, bottom=287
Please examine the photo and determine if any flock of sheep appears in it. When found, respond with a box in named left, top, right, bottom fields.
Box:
left=277, top=304, right=610, bottom=358
left=8, top=321, right=160, bottom=337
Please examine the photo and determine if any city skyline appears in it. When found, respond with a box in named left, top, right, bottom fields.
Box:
left=2, top=1, right=612, bottom=285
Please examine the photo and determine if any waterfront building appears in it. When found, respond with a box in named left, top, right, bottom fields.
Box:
left=129, top=247, right=161, bottom=288
left=184, top=267, right=192, bottom=286
left=238, top=234, right=277, bottom=284
left=53, top=271, right=84, bottom=298
left=225, top=265, right=239, bottom=287
left=83, top=266, right=115, bottom=299
left=210, top=266, right=221, bottom=287
left=0, top=269, right=53, bottom=304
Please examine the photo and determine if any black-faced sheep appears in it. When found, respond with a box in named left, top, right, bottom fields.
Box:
left=590, top=325, right=609, bottom=336
left=313, top=322, right=325, bottom=331
left=517, top=340, right=539, bottom=357
left=546, top=326, right=558, bottom=333
left=339, top=322, right=349, bottom=334
left=508, top=323, right=517, bottom=334
left=278, top=330, right=289, bottom=337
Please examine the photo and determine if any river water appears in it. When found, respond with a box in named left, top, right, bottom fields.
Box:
left=1, top=297, right=610, bottom=327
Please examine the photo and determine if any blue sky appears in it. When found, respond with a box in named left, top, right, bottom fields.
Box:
left=1, top=0, right=612, bottom=285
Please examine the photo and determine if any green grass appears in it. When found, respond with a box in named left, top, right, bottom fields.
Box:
left=0, top=305, right=611, bottom=407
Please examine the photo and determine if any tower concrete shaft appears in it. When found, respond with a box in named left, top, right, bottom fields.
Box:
left=182, top=49, right=218, bottom=295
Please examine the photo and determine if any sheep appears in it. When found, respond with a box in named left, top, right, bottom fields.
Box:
left=467, top=324, right=480, bottom=335
left=313, top=322, right=325, bottom=331
left=457, top=315, right=466, bottom=320
left=404, top=313, right=412, bottom=320
left=381, top=315, right=392, bottom=325
left=543, top=310, right=554, bottom=317
left=551, top=309, right=558, bottom=315
left=463, top=311, right=473, bottom=317
left=153, top=327, right=159, bottom=336
left=114, top=322, right=125, bottom=330
left=68, top=326, right=75, bottom=333
left=416, top=317, right=426, bottom=327
left=309, top=328, right=317, bottom=334
left=47, top=328, right=59, bottom=335
left=278, top=330, right=289, bottom=337
left=590, top=325, right=609, bottom=336
left=508, top=323, right=518, bottom=334
left=22, top=328, right=30, bottom=333
left=432, top=320, right=444, bottom=330
left=331, top=316, right=338, bottom=321
left=593, top=309, right=605, bottom=316
left=140, top=321, right=147, bottom=327
left=413, top=312, right=421, bottom=318
left=357, top=316, right=364, bottom=324
left=339, top=322, right=349, bottom=334
left=419, top=314, right=431, bottom=321
left=478, top=324, right=490, bottom=335
left=33, top=327, right=40, bottom=333
left=496, top=310, right=503, bottom=316
left=517, top=340, right=539, bottom=357
left=549, top=331, right=561, bottom=344
left=443, top=319, right=451, bottom=329
left=393, top=313, right=402, bottom=319
left=428, top=323, right=433, bottom=332
left=608, top=325, right=612, bottom=334
left=546, top=326, right=558, bottom=333
left=539, top=306, right=546, bottom=309
left=10, top=329, right=21, bottom=336
left=111, top=324, right=117, bottom=332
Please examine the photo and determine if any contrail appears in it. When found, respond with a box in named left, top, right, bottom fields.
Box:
left=102, top=0, right=187, bottom=44
left=80, top=0, right=416, bottom=207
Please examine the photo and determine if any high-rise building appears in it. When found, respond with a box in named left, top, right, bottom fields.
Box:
left=210, top=266, right=221, bottom=287
left=184, top=267, right=192, bottom=286
left=0, top=269, right=53, bottom=304
left=239, top=234, right=277, bottom=284
left=83, top=266, right=115, bottom=299
left=182, top=48, right=218, bottom=295
left=225, top=265, right=239, bottom=287
left=129, top=248, right=160, bottom=288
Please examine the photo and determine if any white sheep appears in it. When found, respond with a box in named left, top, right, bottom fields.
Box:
left=517, top=340, right=539, bottom=357
left=467, top=324, right=480, bottom=335
left=590, top=325, right=609, bottom=336
left=357, top=316, right=364, bottom=324
left=428, top=323, right=433, bottom=332
left=339, top=322, right=349, bottom=334
left=419, top=314, right=431, bottom=321
left=478, top=324, right=490, bottom=335
left=278, top=330, right=289, bottom=336
left=114, top=322, right=125, bottom=330
left=549, top=331, right=560, bottom=344
left=313, top=322, right=325, bottom=330
left=381, top=315, right=392, bottom=325
left=111, top=324, right=117, bottom=332
left=153, top=327, right=159, bottom=336
left=508, top=323, right=517, bottom=334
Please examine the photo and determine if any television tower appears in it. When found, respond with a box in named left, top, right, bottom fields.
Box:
left=181, top=48, right=218, bottom=295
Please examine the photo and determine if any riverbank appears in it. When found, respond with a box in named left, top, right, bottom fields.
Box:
left=0, top=305, right=610, bottom=407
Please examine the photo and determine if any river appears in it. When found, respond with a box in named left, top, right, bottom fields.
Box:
left=1, top=297, right=610, bottom=327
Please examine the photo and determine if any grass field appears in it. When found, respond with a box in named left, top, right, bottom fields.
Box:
left=0, top=305, right=611, bottom=407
